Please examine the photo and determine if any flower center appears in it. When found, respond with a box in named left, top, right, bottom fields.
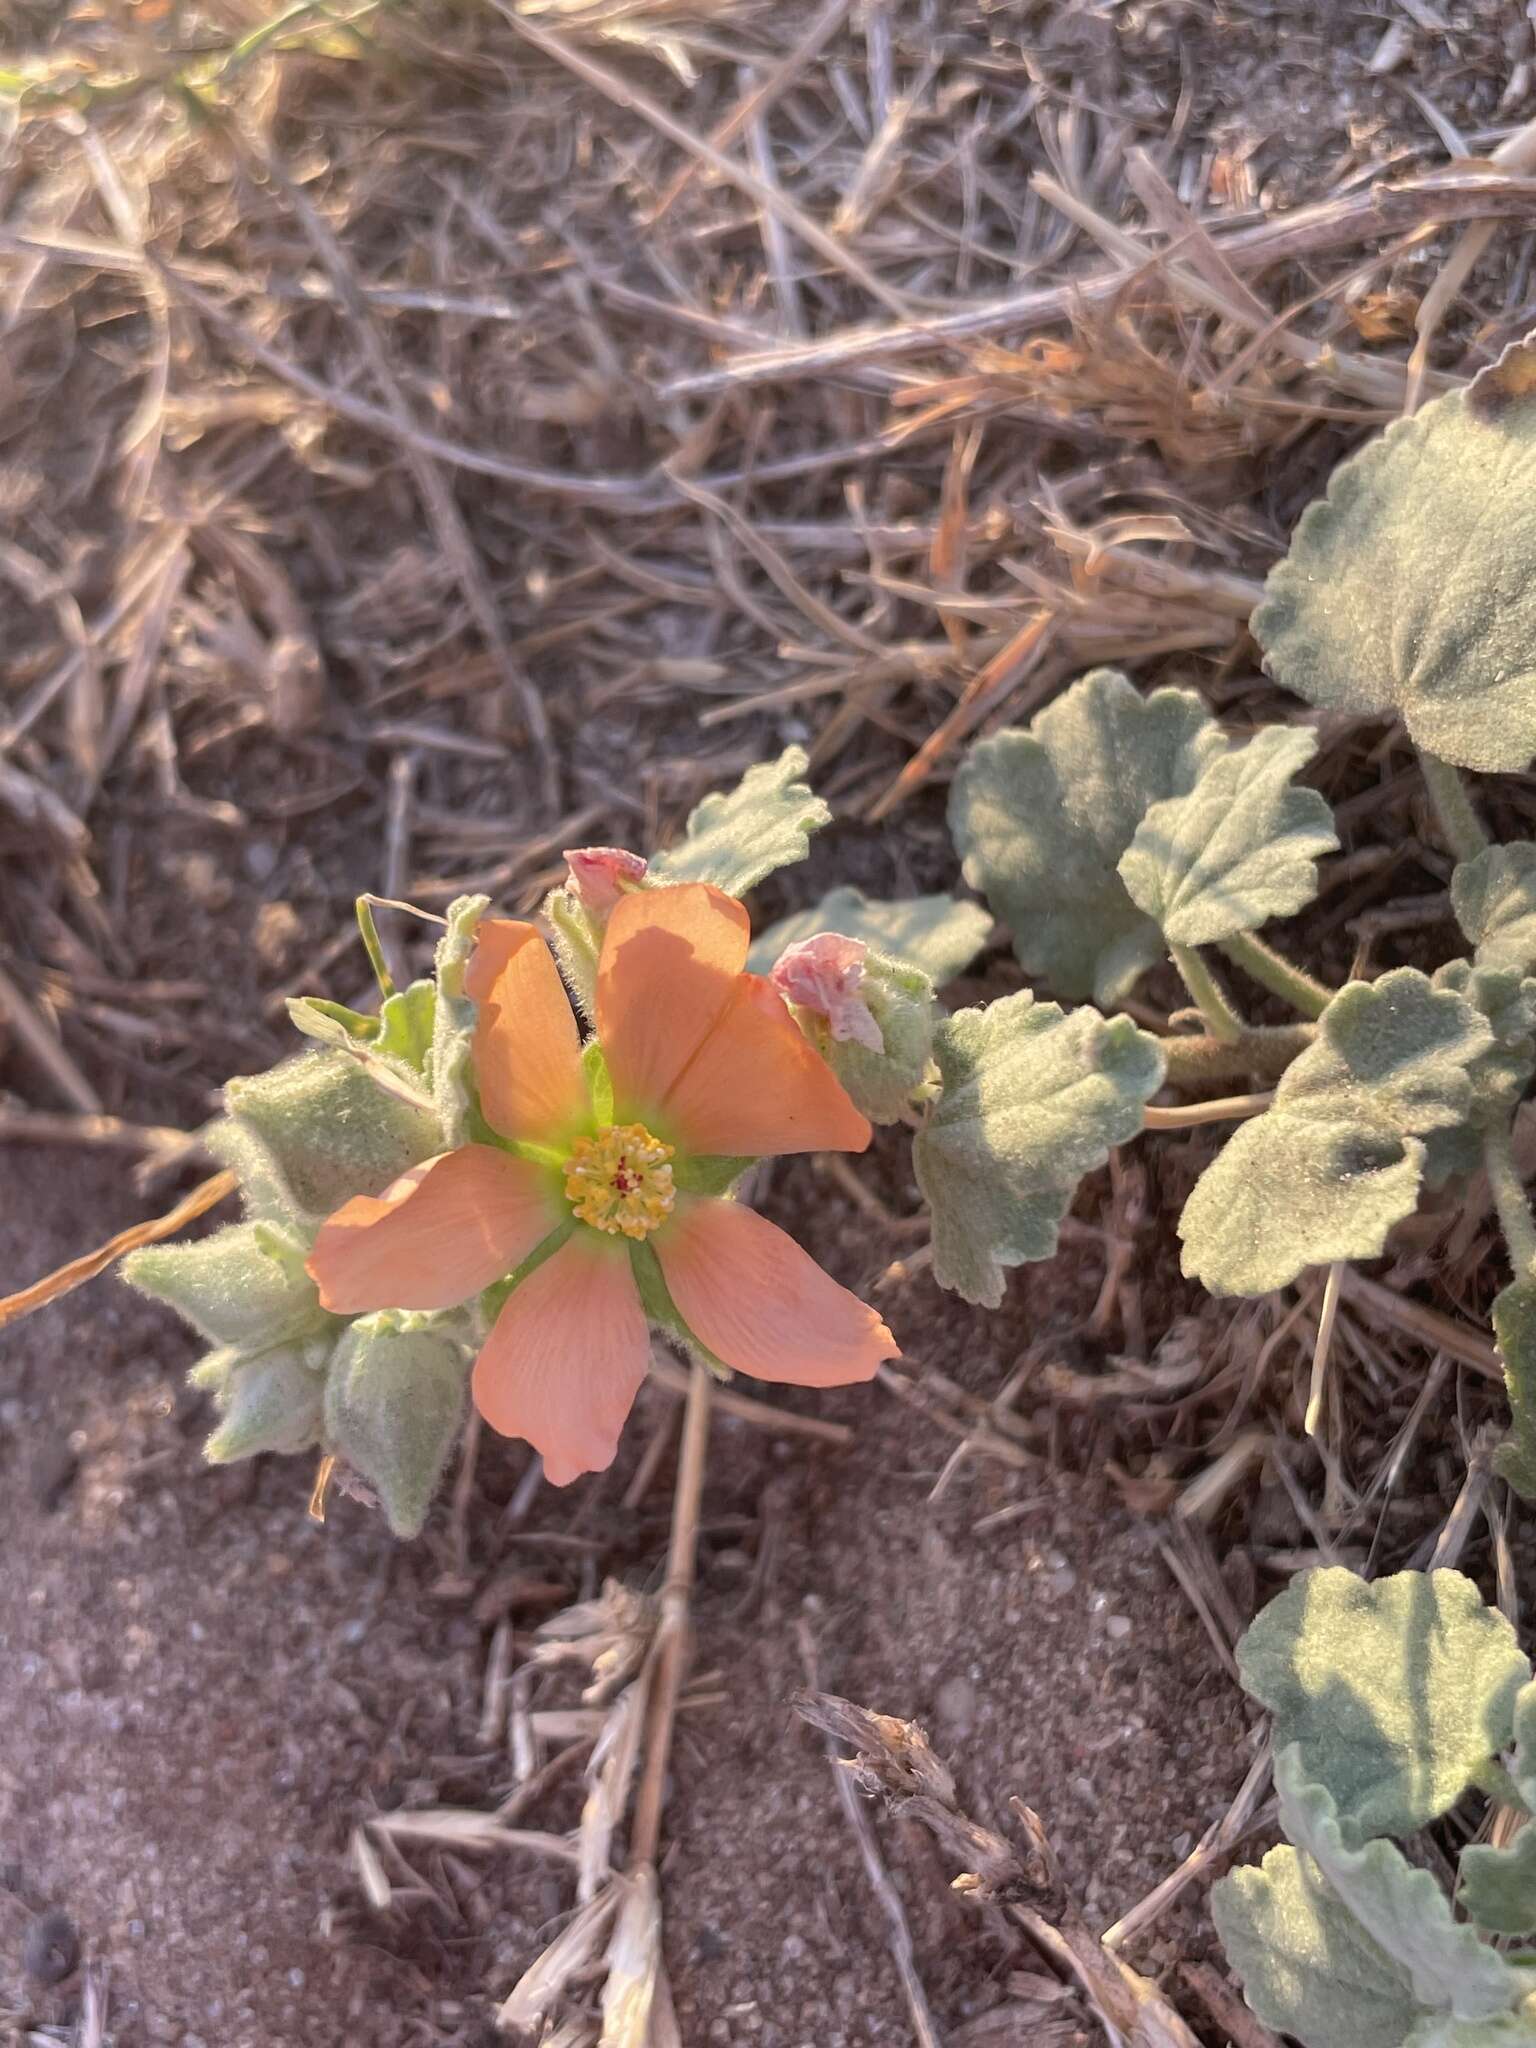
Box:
left=563, top=1123, right=676, bottom=1240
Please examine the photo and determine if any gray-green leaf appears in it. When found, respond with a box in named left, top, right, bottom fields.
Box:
left=1254, top=335, right=1536, bottom=773
left=1211, top=1846, right=1423, bottom=2048
left=1454, top=847, right=1536, bottom=973
left=649, top=748, right=830, bottom=897
left=1277, top=1748, right=1521, bottom=2020
left=1238, top=1568, right=1530, bottom=1844
left=949, top=668, right=1223, bottom=1004
left=1462, top=1829, right=1536, bottom=1938
left=749, top=885, right=992, bottom=985
left=1118, top=724, right=1337, bottom=945
left=913, top=991, right=1166, bottom=1307
left=1422, top=963, right=1536, bottom=1186
left=1404, top=2015, right=1536, bottom=2048
left=1180, top=969, right=1492, bottom=1294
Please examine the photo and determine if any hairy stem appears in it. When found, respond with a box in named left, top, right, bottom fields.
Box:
left=1217, top=931, right=1333, bottom=1020
left=629, top=1354, right=712, bottom=1869
left=1418, top=750, right=1490, bottom=864
left=1484, top=1121, right=1536, bottom=1278
left=1168, top=944, right=1245, bottom=1045
left=1158, top=1024, right=1314, bottom=1088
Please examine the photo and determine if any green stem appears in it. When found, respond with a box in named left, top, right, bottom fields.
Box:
left=355, top=895, right=397, bottom=1000
left=1484, top=1121, right=1536, bottom=1278
left=1217, top=931, right=1334, bottom=1020
left=1418, top=750, right=1490, bottom=864
left=1168, top=944, right=1245, bottom=1045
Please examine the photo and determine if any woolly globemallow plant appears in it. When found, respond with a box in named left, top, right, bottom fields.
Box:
left=305, top=883, right=899, bottom=1483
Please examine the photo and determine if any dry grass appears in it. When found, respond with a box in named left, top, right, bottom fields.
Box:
left=7, top=0, right=1536, bottom=2038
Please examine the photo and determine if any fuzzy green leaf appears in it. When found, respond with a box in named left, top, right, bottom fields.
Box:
left=1454, top=847, right=1536, bottom=973
left=913, top=991, right=1166, bottom=1307
left=748, top=886, right=992, bottom=985
left=1513, top=1682, right=1536, bottom=1814
left=1118, top=724, right=1337, bottom=945
left=949, top=668, right=1224, bottom=1003
left=649, top=748, right=830, bottom=897
left=1277, top=1749, right=1521, bottom=2020
left=1238, top=1568, right=1530, bottom=1845
left=1179, top=1112, right=1424, bottom=1297
left=1423, top=963, right=1536, bottom=1185
left=1180, top=969, right=1492, bottom=1294
left=1254, top=335, right=1536, bottom=773
left=324, top=1313, right=470, bottom=1539
left=1462, top=1830, right=1536, bottom=1938
left=225, top=1051, right=442, bottom=1225
left=124, top=1221, right=332, bottom=1350
left=1212, top=1846, right=1422, bottom=2048
left=203, top=1343, right=326, bottom=1463
left=1493, top=1280, right=1536, bottom=1501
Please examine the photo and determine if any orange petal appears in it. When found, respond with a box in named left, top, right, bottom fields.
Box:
left=306, top=1145, right=558, bottom=1314
left=467, top=920, right=587, bottom=1145
left=472, top=1233, right=650, bottom=1484
left=656, top=1196, right=897, bottom=1386
left=596, top=884, right=748, bottom=1123
left=662, top=973, right=872, bottom=1156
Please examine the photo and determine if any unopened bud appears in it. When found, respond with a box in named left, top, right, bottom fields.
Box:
left=324, top=1312, right=470, bottom=1539
left=564, top=846, right=648, bottom=916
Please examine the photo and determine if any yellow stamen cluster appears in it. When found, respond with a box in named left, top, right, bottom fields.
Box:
left=564, top=1123, right=676, bottom=1240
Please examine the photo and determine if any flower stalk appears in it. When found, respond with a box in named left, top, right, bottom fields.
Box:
left=1169, top=943, right=1246, bottom=1046
left=1418, top=749, right=1490, bottom=865
left=1217, top=931, right=1333, bottom=1021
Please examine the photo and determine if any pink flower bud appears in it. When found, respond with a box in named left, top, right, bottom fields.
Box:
left=770, top=933, right=884, bottom=1054
left=563, top=846, right=648, bottom=915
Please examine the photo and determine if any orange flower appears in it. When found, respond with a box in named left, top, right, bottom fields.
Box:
left=306, top=885, right=898, bottom=1483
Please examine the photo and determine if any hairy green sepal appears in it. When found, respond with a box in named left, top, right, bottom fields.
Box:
left=1179, top=968, right=1492, bottom=1294
left=431, top=893, right=489, bottom=1146
left=948, top=667, right=1223, bottom=1003
left=794, top=948, right=939, bottom=1124
left=749, top=886, right=992, bottom=986
left=197, top=1343, right=328, bottom=1463
left=913, top=991, right=1166, bottom=1307
left=223, top=1050, right=441, bottom=1227
left=1253, top=335, right=1536, bottom=772
left=1237, top=1567, right=1530, bottom=1844
left=124, top=1220, right=335, bottom=1351
left=323, top=1312, right=471, bottom=1539
left=649, top=746, right=829, bottom=896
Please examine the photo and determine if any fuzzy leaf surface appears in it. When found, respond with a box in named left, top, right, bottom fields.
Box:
left=1454, top=847, right=1536, bottom=972
left=1404, top=2016, right=1536, bottom=2048
left=1180, top=969, right=1491, bottom=1294
left=201, top=1343, right=326, bottom=1462
left=1254, top=336, right=1536, bottom=772
left=1238, top=1568, right=1530, bottom=1844
left=948, top=668, right=1223, bottom=1003
left=649, top=747, right=829, bottom=896
left=1211, top=1846, right=1422, bottom=2048
left=749, top=885, right=992, bottom=985
left=1118, top=724, right=1337, bottom=944
left=226, top=1051, right=441, bottom=1225
left=1461, top=1830, right=1536, bottom=1938
left=1422, top=963, right=1536, bottom=1184
left=1276, top=1749, right=1521, bottom=2020
left=1493, top=1279, right=1536, bottom=1501
left=913, top=990, right=1166, bottom=1307
left=430, top=893, right=488, bottom=1148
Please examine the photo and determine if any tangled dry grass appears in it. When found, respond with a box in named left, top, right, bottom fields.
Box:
left=8, top=0, right=1536, bottom=2041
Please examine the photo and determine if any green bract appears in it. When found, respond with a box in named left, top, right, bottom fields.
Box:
left=1254, top=336, right=1536, bottom=772
left=912, top=992, right=1165, bottom=1307
left=748, top=885, right=992, bottom=985
left=224, top=1050, right=441, bottom=1226
left=648, top=746, right=830, bottom=896
left=949, top=667, right=1223, bottom=1003
left=324, top=1313, right=470, bottom=1539
left=1117, top=723, right=1337, bottom=946
left=1179, top=970, right=1492, bottom=1295
left=1236, top=1567, right=1529, bottom=1844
